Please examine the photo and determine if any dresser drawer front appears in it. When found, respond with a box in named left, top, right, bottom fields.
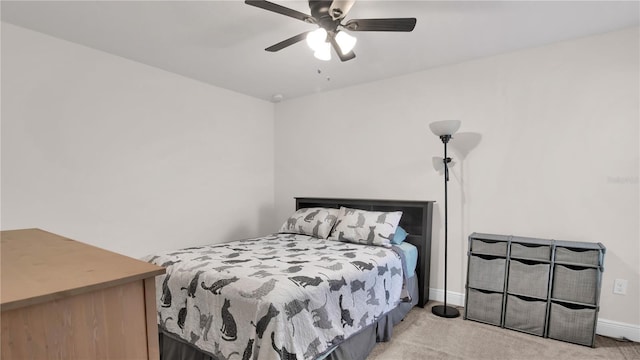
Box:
left=471, top=238, right=508, bottom=256
left=468, top=255, right=506, bottom=292
left=466, top=288, right=503, bottom=326
left=547, top=302, right=596, bottom=346
left=552, top=265, right=598, bottom=305
left=504, top=295, right=547, bottom=336
left=508, top=260, right=550, bottom=299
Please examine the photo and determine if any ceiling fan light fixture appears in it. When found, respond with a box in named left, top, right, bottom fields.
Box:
left=244, top=0, right=417, bottom=63
left=306, top=28, right=328, bottom=51
left=313, top=42, right=332, bottom=61
left=335, top=31, right=357, bottom=55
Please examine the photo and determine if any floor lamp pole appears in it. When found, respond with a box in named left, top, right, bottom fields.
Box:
left=432, top=134, right=460, bottom=318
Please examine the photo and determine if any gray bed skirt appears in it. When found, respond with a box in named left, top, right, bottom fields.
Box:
left=159, top=275, right=419, bottom=360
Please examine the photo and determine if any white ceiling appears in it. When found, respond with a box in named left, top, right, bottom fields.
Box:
left=2, top=1, right=638, bottom=102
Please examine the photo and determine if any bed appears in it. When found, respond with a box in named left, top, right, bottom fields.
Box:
left=145, top=197, right=434, bottom=360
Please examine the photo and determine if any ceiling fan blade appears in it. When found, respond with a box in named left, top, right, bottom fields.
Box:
left=344, top=18, right=417, bottom=32
left=265, top=31, right=312, bottom=52
left=245, top=0, right=313, bottom=23
left=329, top=35, right=356, bottom=62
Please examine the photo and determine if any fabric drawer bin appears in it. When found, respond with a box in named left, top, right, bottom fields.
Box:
left=555, top=247, right=600, bottom=266
left=468, top=255, right=506, bottom=292
left=547, top=302, right=596, bottom=346
left=510, top=243, right=550, bottom=261
left=471, top=239, right=507, bottom=256
left=507, top=260, right=549, bottom=298
left=466, top=288, right=503, bottom=326
left=552, top=265, right=597, bottom=304
left=504, top=295, right=546, bottom=336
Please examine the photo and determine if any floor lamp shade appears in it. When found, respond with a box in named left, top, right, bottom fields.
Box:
left=429, top=120, right=461, bottom=137
left=430, top=120, right=461, bottom=319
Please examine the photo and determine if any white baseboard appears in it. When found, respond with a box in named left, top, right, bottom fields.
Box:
left=428, top=288, right=465, bottom=307
left=428, top=288, right=640, bottom=342
left=596, top=318, right=640, bottom=342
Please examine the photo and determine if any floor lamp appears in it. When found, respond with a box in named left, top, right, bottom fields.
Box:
left=429, top=120, right=461, bottom=318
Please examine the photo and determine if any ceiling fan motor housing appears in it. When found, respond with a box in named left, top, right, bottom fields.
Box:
left=309, top=0, right=341, bottom=32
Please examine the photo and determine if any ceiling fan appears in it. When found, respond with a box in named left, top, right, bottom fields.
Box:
left=245, top=0, right=417, bottom=62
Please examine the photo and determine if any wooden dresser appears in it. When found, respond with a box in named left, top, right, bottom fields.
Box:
left=1, top=228, right=165, bottom=359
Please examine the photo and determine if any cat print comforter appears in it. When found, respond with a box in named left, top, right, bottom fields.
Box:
left=144, top=233, right=409, bottom=360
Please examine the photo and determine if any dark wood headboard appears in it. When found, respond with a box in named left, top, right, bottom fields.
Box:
left=295, top=197, right=434, bottom=308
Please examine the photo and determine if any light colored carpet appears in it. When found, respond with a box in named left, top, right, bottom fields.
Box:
left=368, top=303, right=640, bottom=360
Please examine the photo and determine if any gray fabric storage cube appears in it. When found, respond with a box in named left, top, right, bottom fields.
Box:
left=466, top=288, right=503, bottom=326
left=552, top=265, right=597, bottom=304
left=468, top=255, right=506, bottom=292
left=555, top=247, right=600, bottom=266
left=548, top=302, right=596, bottom=346
left=471, top=238, right=508, bottom=256
left=508, top=260, right=550, bottom=299
left=511, top=243, right=551, bottom=261
left=504, top=295, right=546, bottom=336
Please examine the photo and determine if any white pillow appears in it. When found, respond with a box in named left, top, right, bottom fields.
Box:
left=329, top=207, right=402, bottom=247
left=278, top=207, right=340, bottom=239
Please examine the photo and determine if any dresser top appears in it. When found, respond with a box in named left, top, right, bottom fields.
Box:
left=1, top=228, right=165, bottom=311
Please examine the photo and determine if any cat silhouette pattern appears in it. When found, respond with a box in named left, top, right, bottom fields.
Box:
left=145, top=232, right=408, bottom=360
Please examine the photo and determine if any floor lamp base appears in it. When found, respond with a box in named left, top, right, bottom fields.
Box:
left=432, top=305, right=460, bottom=318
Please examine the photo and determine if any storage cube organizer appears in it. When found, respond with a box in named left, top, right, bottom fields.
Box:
left=464, top=233, right=604, bottom=347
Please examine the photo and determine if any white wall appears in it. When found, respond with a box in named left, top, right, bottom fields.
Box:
left=2, top=20, right=638, bottom=336
left=274, top=28, right=639, bottom=330
left=1, top=23, right=275, bottom=258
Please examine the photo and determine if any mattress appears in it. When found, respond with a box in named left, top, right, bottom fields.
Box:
left=396, top=241, right=418, bottom=276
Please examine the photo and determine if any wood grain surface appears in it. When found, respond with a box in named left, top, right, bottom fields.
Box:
left=1, top=228, right=165, bottom=359
left=1, top=228, right=165, bottom=310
